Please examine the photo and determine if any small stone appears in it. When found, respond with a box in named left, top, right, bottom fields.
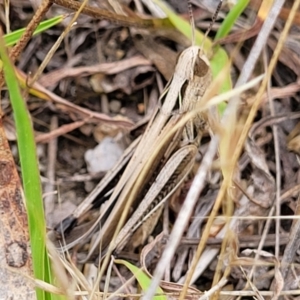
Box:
left=109, top=100, right=122, bottom=113
left=84, top=137, right=125, bottom=174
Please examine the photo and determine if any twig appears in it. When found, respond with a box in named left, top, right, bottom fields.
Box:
left=10, top=0, right=52, bottom=63
left=198, top=277, right=228, bottom=300
left=265, top=48, right=281, bottom=260
left=50, top=0, right=157, bottom=28
left=0, top=0, right=52, bottom=87
left=44, top=116, right=58, bottom=224
left=28, top=0, right=88, bottom=86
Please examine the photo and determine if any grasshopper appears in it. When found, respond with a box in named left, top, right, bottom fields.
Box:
left=53, top=5, right=216, bottom=261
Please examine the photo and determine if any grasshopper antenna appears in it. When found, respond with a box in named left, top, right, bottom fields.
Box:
left=187, top=0, right=195, bottom=46
left=201, top=0, right=223, bottom=51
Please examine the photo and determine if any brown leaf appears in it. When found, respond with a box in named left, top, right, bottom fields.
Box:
left=133, top=30, right=178, bottom=80
left=39, top=56, right=151, bottom=88
left=17, top=68, right=135, bottom=128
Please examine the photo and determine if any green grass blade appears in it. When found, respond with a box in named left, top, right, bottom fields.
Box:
left=152, top=0, right=211, bottom=51
left=0, top=39, right=62, bottom=300
left=115, top=259, right=167, bottom=299
left=215, top=0, right=250, bottom=40
left=4, top=15, right=66, bottom=46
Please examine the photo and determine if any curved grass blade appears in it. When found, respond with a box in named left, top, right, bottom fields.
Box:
left=115, top=259, right=167, bottom=300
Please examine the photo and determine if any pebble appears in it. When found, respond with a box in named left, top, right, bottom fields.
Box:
left=84, top=136, right=125, bottom=174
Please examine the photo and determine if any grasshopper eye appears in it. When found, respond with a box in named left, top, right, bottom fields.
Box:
left=194, top=55, right=209, bottom=77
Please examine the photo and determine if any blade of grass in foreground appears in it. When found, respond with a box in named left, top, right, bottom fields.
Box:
left=0, top=39, right=63, bottom=300
left=115, top=259, right=167, bottom=300
left=4, top=15, right=66, bottom=47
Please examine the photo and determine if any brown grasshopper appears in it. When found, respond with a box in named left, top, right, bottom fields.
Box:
left=53, top=3, right=216, bottom=262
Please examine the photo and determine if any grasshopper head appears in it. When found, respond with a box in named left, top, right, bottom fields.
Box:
left=175, top=46, right=211, bottom=82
